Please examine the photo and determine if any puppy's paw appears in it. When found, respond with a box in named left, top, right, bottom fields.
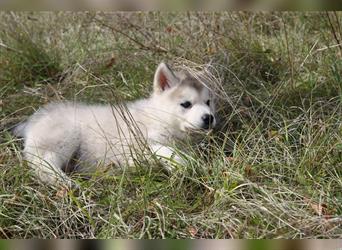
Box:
left=161, top=153, right=186, bottom=173
left=149, top=144, right=186, bottom=172
left=171, top=154, right=186, bottom=166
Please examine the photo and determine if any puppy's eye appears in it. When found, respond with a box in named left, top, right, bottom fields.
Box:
left=206, top=100, right=210, bottom=106
left=181, top=101, right=192, bottom=109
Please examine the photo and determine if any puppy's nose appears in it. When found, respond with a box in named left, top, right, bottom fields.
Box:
left=202, top=114, right=214, bottom=128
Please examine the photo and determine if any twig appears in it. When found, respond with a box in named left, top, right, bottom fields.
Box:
left=315, top=43, right=342, bottom=52
left=0, top=41, right=22, bottom=54
left=333, top=11, right=342, bottom=45
left=300, top=41, right=342, bottom=68
left=325, top=12, right=342, bottom=56
left=300, top=39, right=319, bottom=68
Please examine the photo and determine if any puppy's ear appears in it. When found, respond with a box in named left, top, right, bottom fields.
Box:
left=153, top=62, right=179, bottom=94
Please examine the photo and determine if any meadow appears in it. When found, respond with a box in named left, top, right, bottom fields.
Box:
left=0, top=12, right=341, bottom=238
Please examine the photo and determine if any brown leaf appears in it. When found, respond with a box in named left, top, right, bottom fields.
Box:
left=305, top=198, right=331, bottom=218
left=187, top=226, right=198, bottom=237
left=165, top=26, right=173, bottom=33
left=207, top=46, right=216, bottom=54
left=222, top=171, right=229, bottom=178
left=245, top=165, right=253, bottom=177
left=105, top=56, right=116, bottom=69
left=56, top=186, right=69, bottom=199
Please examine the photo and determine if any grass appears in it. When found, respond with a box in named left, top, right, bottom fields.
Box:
left=0, top=11, right=341, bottom=239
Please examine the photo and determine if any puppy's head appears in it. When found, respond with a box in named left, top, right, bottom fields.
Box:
left=152, top=62, right=216, bottom=133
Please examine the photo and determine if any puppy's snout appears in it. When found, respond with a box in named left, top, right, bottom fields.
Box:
left=202, top=114, right=214, bottom=129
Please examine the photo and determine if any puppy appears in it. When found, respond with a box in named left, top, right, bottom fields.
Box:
left=15, top=62, right=216, bottom=186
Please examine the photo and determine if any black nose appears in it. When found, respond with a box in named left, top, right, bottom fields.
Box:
left=202, top=114, right=214, bottom=128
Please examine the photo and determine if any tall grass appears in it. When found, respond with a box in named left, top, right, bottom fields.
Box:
left=0, top=12, right=341, bottom=239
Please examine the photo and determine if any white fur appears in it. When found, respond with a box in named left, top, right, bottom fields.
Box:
left=17, top=62, right=216, bottom=186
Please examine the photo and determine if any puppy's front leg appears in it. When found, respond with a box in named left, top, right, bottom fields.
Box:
left=150, top=144, right=185, bottom=171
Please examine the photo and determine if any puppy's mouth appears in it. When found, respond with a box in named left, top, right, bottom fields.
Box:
left=183, top=125, right=214, bottom=134
left=181, top=119, right=216, bottom=134
left=201, top=124, right=214, bottom=130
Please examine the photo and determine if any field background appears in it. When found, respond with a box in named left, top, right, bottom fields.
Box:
left=0, top=12, right=341, bottom=239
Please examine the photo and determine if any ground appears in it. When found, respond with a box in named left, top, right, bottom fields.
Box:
left=0, top=12, right=341, bottom=239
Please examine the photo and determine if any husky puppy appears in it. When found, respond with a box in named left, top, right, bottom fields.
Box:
left=15, top=62, right=216, bottom=186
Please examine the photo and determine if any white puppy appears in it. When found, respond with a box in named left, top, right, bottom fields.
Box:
left=15, top=62, right=216, bottom=186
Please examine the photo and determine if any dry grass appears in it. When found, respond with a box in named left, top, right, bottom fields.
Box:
left=0, top=12, right=341, bottom=239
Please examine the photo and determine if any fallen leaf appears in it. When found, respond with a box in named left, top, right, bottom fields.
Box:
left=207, top=46, right=216, bottom=54
left=187, top=226, right=198, bottom=237
left=56, top=186, right=69, bottom=199
left=165, top=26, right=173, bottom=33
left=105, top=56, right=116, bottom=69
left=222, top=171, right=229, bottom=177
left=305, top=198, right=332, bottom=219
left=244, top=165, right=253, bottom=176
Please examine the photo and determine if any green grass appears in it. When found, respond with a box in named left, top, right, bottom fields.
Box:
left=0, top=12, right=341, bottom=239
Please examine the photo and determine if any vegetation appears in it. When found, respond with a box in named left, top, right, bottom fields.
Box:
left=0, top=12, right=341, bottom=238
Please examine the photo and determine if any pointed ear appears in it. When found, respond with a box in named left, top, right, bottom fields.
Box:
left=153, top=62, right=179, bottom=94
